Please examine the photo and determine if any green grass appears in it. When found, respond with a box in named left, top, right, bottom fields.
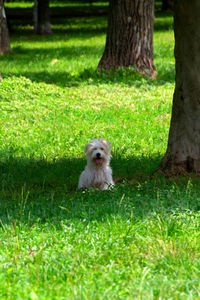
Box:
left=0, top=12, right=200, bottom=300
left=4, top=1, right=108, bottom=8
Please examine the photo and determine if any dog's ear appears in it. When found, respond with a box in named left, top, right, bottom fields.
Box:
left=84, top=143, right=92, bottom=153
left=100, top=139, right=111, bottom=150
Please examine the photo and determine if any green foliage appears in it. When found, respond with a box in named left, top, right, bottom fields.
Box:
left=0, top=12, right=200, bottom=300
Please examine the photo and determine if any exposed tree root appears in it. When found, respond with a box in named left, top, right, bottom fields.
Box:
left=158, top=156, right=199, bottom=177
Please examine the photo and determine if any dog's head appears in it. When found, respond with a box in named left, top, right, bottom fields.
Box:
left=84, top=138, right=111, bottom=166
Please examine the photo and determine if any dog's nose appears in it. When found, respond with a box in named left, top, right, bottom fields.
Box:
left=96, top=153, right=101, bottom=158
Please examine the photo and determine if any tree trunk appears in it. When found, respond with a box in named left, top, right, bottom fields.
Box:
left=98, top=0, right=155, bottom=78
left=0, top=0, right=11, bottom=54
left=160, top=0, right=200, bottom=175
left=34, top=0, right=52, bottom=35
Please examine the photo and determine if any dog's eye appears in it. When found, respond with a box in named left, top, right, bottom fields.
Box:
left=94, top=148, right=97, bottom=150
left=100, top=147, right=104, bottom=151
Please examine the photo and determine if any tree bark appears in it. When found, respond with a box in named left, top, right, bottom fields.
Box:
left=34, top=0, right=52, bottom=35
left=98, top=0, right=155, bottom=78
left=160, top=0, right=200, bottom=175
left=0, top=0, right=11, bottom=54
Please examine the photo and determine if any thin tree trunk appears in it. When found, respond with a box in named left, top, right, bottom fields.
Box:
left=0, top=0, right=10, bottom=54
left=34, top=0, right=52, bottom=35
left=33, top=0, right=38, bottom=32
left=98, top=0, right=155, bottom=78
left=160, top=0, right=200, bottom=175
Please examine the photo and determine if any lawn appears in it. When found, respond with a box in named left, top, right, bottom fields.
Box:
left=0, top=10, right=200, bottom=300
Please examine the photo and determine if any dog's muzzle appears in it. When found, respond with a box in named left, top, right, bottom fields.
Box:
left=95, top=153, right=103, bottom=164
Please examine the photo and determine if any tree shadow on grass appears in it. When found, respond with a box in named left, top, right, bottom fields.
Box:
left=3, top=68, right=175, bottom=88
left=0, top=152, right=161, bottom=194
left=9, top=16, right=108, bottom=37
left=0, top=152, right=199, bottom=227
left=154, top=14, right=174, bottom=32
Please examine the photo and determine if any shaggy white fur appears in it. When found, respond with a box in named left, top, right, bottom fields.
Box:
left=78, top=138, right=114, bottom=190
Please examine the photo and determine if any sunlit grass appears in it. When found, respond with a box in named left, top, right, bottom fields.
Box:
left=4, top=1, right=108, bottom=8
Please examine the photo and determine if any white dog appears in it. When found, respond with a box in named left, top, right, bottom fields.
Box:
left=78, top=138, right=114, bottom=190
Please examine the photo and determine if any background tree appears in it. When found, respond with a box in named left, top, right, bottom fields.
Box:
left=34, top=0, right=52, bottom=35
left=161, top=0, right=200, bottom=174
left=98, top=0, right=155, bottom=78
left=0, top=0, right=10, bottom=54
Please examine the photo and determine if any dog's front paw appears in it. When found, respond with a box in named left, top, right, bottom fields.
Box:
left=100, top=182, right=114, bottom=190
